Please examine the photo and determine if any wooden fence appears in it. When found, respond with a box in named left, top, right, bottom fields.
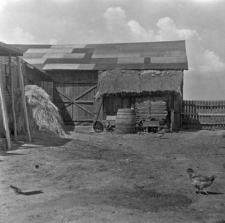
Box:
left=182, top=100, right=225, bottom=129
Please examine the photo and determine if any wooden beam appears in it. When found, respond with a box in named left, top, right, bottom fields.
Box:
left=17, top=57, right=32, bottom=142
left=74, top=85, right=97, bottom=101
left=9, top=55, right=18, bottom=141
left=64, top=102, right=73, bottom=109
left=93, top=97, right=103, bottom=122
left=74, top=100, right=94, bottom=104
left=170, top=109, right=174, bottom=133
left=0, top=66, right=11, bottom=150
left=68, top=119, right=94, bottom=122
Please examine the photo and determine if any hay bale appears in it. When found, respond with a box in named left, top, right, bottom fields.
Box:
left=12, top=85, right=65, bottom=136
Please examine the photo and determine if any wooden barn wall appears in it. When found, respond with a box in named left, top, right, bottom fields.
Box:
left=0, top=56, right=50, bottom=133
left=0, top=56, right=19, bottom=110
left=0, top=56, right=50, bottom=106
left=24, top=65, right=51, bottom=87
left=47, top=70, right=98, bottom=125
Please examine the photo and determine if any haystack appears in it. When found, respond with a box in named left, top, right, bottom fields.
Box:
left=11, top=85, right=65, bottom=136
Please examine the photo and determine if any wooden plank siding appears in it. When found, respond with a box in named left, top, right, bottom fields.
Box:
left=0, top=56, right=50, bottom=108
left=182, top=100, right=225, bottom=129
left=0, top=57, right=19, bottom=111
left=41, top=81, right=53, bottom=99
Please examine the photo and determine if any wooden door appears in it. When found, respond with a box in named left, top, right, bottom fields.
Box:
left=53, top=83, right=97, bottom=125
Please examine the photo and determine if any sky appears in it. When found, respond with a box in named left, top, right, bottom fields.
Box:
left=0, top=0, right=225, bottom=100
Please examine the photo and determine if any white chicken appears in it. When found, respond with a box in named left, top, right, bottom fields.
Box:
left=187, top=168, right=216, bottom=195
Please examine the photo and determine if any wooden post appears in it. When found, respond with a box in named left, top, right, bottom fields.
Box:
left=17, top=57, right=31, bottom=142
left=93, top=97, right=103, bottom=122
left=0, top=67, right=11, bottom=150
left=9, top=55, right=18, bottom=141
left=170, top=109, right=174, bottom=133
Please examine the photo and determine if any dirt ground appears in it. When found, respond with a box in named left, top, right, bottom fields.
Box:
left=1, top=128, right=225, bottom=223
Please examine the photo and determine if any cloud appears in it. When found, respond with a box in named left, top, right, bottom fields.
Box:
left=0, top=0, right=7, bottom=11
left=127, top=20, right=155, bottom=41
left=190, top=0, right=223, bottom=3
left=127, top=17, right=200, bottom=42
left=199, top=50, right=225, bottom=72
left=103, top=7, right=127, bottom=32
left=102, top=7, right=132, bottom=42
left=49, top=38, right=59, bottom=44
left=11, top=26, right=35, bottom=44
left=156, top=17, right=200, bottom=41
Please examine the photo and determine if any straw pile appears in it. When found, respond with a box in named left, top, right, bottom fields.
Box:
left=11, top=85, right=65, bottom=136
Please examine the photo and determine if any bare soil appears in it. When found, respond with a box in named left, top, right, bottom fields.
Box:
left=1, top=129, right=225, bottom=223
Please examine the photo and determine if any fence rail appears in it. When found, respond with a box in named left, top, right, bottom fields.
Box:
left=182, top=100, right=225, bottom=129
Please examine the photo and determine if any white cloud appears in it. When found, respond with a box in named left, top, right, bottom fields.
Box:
left=102, top=8, right=200, bottom=42
left=49, top=38, right=59, bottom=44
left=12, top=26, right=35, bottom=44
left=0, top=0, right=7, bottom=11
left=103, top=7, right=127, bottom=32
left=127, top=20, right=155, bottom=41
left=199, top=50, right=225, bottom=72
left=190, top=0, right=223, bottom=3
left=156, top=17, right=200, bottom=41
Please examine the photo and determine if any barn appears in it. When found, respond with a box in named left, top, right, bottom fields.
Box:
left=13, top=40, right=188, bottom=131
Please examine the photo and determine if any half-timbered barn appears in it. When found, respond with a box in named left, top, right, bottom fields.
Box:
left=13, top=40, right=188, bottom=131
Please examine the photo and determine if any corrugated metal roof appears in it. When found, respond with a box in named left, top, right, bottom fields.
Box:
left=12, top=41, right=188, bottom=71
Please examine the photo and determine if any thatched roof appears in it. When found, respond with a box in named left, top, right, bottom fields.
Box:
left=12, top=40, right=188, bottom=71
left=96, top=70, right=183, bottom=97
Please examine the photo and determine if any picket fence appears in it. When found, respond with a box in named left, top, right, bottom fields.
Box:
left=182, top=100, right=225, bottom=129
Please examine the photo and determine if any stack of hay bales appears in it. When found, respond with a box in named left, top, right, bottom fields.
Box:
left=11, top=85, right=65, bottom=136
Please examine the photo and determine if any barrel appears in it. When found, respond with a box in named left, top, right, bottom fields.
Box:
left=116, top=108, right=136, bottom=134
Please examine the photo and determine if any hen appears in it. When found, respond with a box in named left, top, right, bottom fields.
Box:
left=156, top=128, right=166, bottom=138
left=187, top=168, right=216, bottom=194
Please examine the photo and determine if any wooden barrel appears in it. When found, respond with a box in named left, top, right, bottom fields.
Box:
left=116, top=108, right=136, bottom=134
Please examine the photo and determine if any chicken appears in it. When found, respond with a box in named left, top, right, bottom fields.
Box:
left=187, top=168, right=216, bottom=194
left=156, top=128, right=166, bottom=138
left=106, top=121, right=114, bottom=132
